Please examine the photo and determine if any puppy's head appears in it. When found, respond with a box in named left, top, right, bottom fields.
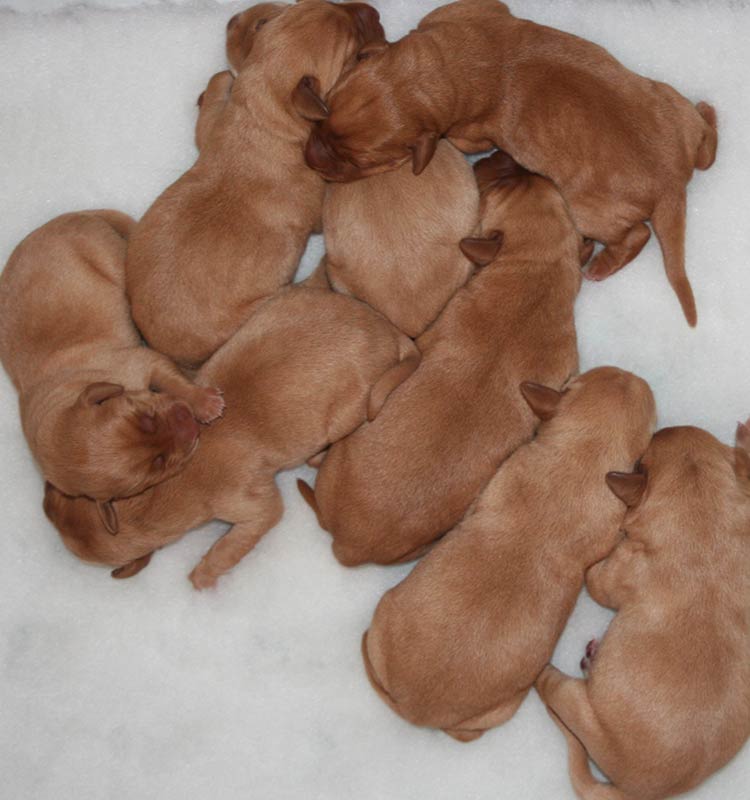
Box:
left=605, top=422, right=750, bottom=543
left=303, top=40, right=438, bottom=181
left=226, top=2, right=289, bottom=73
left=43, top=482, right=153, bottom=579
left=37, top=383, right=201, bottom=503
left=521, top=366, right=656, bottom=442
left=459, top=151, right=592, bottom=268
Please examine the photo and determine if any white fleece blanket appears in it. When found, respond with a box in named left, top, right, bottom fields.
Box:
left=0, top=1, right=748, bottom=798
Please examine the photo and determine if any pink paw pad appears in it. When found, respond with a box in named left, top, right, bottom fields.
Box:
left=193, top=387, right=225, bottom=423
left=580, top=638, right=599, bottom=676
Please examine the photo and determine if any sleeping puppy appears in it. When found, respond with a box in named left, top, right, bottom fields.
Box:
left=304, top=0, right=718, bottom=326
left=126, top=0, right=385, bottom=367
left=44, top=285, right=420, bottom=589
left=297, top=151, right=589, bottom=566
left=362, top=367, right=655, bottom=741
left=0, top=211, right=223, bottom=522
left=319, top=138, right=479, bottom=337
left=535, top=423, right=750, bottom=800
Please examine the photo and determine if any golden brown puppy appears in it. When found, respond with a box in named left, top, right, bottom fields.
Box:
left=535, top=424, right=750, bottom=800
left=44, top=286, right=419, bottom=588
left=320, top=139, right=479, bottom=337
left=0, top=211, right=223, bottom=520
left=362, top=367, right=655, bottom=742
left=126, top=0, right=385, bottom=367
left=304, top=0, right=718, bottom=326
left=298, top=151, right=590, bottom=566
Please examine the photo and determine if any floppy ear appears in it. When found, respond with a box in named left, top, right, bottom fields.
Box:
left=292, top=76, right=329, bottom=121
left=606, top=471, right=648, bottom=507
left=459, top=231, right=503, bottom=267
left=579, top=237, right=595, bottom=267
left=357, top=41, right=388, bottom=61
left=734, top=421, right=750, bottom=482
left=96, top=500, right=119, bottom=536
left=410, top=132, right=439, bottom=176
left=344, top=2, right=386, bottom=45
left=79, top=382, right=125, bottom=406
left=520, top=382, right=563, bottom=421
left=111, top=552, right=153, bottom=579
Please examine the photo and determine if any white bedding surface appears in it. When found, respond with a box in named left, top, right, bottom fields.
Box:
left=0, top=2, right=748, bottom=798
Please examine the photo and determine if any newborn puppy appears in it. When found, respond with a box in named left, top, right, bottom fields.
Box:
left=126, top=0, right=385, bottom=367
left=0, top=211, right=222, bottom=518
left=298, top=151, right=589, bottom=566
left=536, top=423, right=750, bottom=800
left=305, top=0, right=718, bottom=326
left=320, top=139, right=479, bottom=337
left=362, top=367, right=655, bottom=741
left=44, top=286, right=419, bottom=589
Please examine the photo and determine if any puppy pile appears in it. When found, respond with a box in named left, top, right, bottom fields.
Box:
left=1, top=2, right=747, bottom=799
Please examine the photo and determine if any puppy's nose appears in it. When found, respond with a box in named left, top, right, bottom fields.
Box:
left=137, top=413, right=157, bottom=434
left=167, top=403, right=199, bottom=446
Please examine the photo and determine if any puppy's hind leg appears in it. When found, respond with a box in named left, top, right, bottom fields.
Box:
left=535, top=666, right=629, bottom=800
left=584, top=223, right=651, bottom=283
left=189, top=485, right=283, bottom=590
left=146, top=355, right=225, bottom=423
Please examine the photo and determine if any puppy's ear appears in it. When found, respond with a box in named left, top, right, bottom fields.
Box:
left=520, top=382, right=562, bottom=421
left=459, top=231, right=503, bottom=267
left=79, top=382, right=125, bottom=406
left=579, top=237, right=595, bottom=267
left=292, top=76, right=329, bottom=121
left=734, top=420, right=750, bottom=482
left=343, top=2, right=386, bottom=46
left=410, top=132, right=439, bottom=175
left=357, top=41, right=388, bottom=61
left=96, top=500, right=118, bottom=536
left=111, top=552, right=153, bottom=579
left=606, top=471, right=648, bottom=507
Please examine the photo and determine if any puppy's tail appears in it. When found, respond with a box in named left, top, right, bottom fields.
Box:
left=549, top=710, right=635, bottom=800
left=297, top=479, right=324, bottom=527
left=694, top=101, right=718, bottom=171
left=367, top=340, right=421, bottom=422
left=87, top=209, right=137, bottom=240
left=651, top=192, right=697, bottom=327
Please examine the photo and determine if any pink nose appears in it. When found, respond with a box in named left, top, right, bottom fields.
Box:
left=167, top=403, right=199, bottom=446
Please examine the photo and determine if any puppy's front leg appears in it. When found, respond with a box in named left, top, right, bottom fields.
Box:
left=585, top=223, right=651, bottom=281
left=586, top=539, right=645, bottom=610
left=146, top=356, right=225, bottom=423
left=189, top=486, right=283, bottom=590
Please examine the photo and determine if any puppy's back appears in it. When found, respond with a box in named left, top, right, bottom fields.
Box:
left=324, top=140, right=479, bottom=337
left=0, top=211, right=137, bottom=392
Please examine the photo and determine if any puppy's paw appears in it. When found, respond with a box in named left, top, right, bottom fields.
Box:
left=189, top=565, right=218, bottom=591
left=192, top=387, right=225, bottom=424
left=580, top=638, right=599, bottom=677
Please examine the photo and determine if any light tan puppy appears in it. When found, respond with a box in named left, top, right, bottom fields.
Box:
left=126, top=0, right=385, bottom=367
left=43, top=286, right=419, bottom=588
left=535, top=424, right=750, bottom=800
left=362, top=367, right=655, bottom=742
left=304, top=0, right=718, bottom=326
left=0, top=211, right=223, bottom=521
left=320, top=138, right=479, bottom=337
left=299, top=151, right=589, bottom=566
